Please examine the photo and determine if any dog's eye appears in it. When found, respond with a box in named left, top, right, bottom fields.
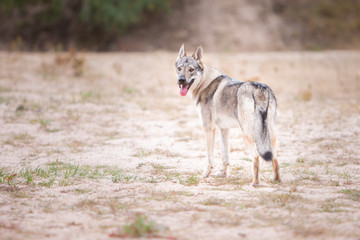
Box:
left=189, top=68, right=194, bottom=72
left=177, top=67, right=182, bottom=71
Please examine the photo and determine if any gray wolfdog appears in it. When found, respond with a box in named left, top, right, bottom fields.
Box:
left=175, top=44, right=281, bottom=186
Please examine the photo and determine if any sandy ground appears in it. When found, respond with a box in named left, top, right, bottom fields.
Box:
left=0, top=50, right=360, bottom=239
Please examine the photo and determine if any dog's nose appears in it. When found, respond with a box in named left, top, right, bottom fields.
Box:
left=178, top=78, right=186, bottom=84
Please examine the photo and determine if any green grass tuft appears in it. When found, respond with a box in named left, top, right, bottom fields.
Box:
left=110, top=215, right=162, bottom=238
left=178, top=174, right=200, bottom=186
left=340, top=189, right=360, bottom=201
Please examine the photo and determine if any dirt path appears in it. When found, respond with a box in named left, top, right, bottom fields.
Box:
left=0, top=51, right=360, bottom=239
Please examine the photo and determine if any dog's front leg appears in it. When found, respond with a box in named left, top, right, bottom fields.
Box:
left=214, top=128, right=229, bottom=177
left=202, top=128, right=215, bottom=178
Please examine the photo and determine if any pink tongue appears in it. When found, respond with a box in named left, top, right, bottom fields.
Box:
left=180, top=85, right=188, bottom=96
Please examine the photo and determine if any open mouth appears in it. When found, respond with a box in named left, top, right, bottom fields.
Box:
left=179, top=79, right=194, bottom=96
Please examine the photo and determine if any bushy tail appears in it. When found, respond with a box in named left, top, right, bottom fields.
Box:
left=254, top=92, right=273, bottom=161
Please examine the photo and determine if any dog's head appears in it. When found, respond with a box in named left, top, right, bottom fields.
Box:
left=175, top=44, right=204, bottom=96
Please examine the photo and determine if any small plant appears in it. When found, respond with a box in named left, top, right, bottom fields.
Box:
left=275, top=193, right=293, bottom=207
left=74, top=188, right=91, bottom=194
left=202, top=197, right=222, bottom=206
left=296, top=156, right=307, bottom=164
left=241, top=157, right=252, bottom=162
left=59, top=179, right=73, bottom=186
left=81, top=91, right=97, bottom=101
left=165, top=173, right=173, bottom=181
left=5, top=173, right=17, bottom=185
left=112, top=173, right=137, bottom=183
left=20, top=168, right=34, bottom=184
left=178, top=174, right=200, bottom=186
left=321, top=199, right=341, bottom=212
left=89, top=168, right=105, bottom=179
left=122, top=87, right=136, bottom=94
left=64, top=164, right=79, bottom=179
left=310, top=160, right=325, bottom=167
left=38, top=178, right=55, bottom=188
left=112, top=175, right=122, bottom=183
left=35, top=167, right=50, bottom=178
left=267, top=186, right=298, bottom=207
left=16, top=104, right=26, bottom=112
left=0, top=168, right=17, bottom=185
left=37, top=118, right=51, bottom=128
left=132, top=149, right=153, bottom=158
left=340, top=189, right=360, bottom=201
left=330, top=180, right=340, bottom=186
left=148, top=176, right=157, bottom=183
left=110, top=215, right=162, bottom=238
left=301, top=88, right=312, bottom=101
left=73, top=57, right=85, bottom=77
left=6, top=133, right=34, bottom=144
left=187, top=174, right=200, bottom=186
left=150, top=163, right=168, bottom=174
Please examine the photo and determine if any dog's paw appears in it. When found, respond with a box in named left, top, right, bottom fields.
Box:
left=251, top=181, right=260, bottom=188
left=272, top=178, right=282, bottom=184
left=202, top=168, right=211, bottom=178
left=214, top=170, right=227, bottom=178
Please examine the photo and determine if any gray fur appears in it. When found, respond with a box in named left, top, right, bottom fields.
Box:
left=175, top=45, right=281, bottom=185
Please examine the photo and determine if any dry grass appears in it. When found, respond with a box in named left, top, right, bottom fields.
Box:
left=1, top=52, right=360, bottom=239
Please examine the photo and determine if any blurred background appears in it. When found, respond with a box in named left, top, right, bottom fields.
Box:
left=1, top=2, right=360, bottom=239
left=1, top=0, right=360, bottom=52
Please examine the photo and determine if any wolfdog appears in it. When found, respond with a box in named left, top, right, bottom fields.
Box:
left=175, top=44, right=281, bottom=186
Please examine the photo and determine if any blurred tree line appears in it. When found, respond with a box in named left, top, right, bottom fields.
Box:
left=1, top=0, right=360, bottom=51
left=0, top=0, right=171, bottom=50
left=274, top=0, right=360, bottom=49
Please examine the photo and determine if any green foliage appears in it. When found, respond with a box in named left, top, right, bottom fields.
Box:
left=79, top=0, right=170, bottom=34
left=0, top=0, right=171, bottom=50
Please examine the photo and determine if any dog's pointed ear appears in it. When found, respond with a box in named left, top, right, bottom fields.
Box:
left=192, top=45, right=203, bottom=61
left=177, top=44, right=186, bottom=60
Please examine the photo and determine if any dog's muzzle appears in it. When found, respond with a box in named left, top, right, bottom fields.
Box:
left=178, top=78, right=194, bottom=96
left=178, top=77, right=186, bottom=85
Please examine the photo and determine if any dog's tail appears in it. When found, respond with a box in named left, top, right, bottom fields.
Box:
left=253, top=90, right=273, bottom=161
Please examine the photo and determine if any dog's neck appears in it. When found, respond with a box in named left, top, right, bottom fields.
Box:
left=190, top=64, right=223, bottom=101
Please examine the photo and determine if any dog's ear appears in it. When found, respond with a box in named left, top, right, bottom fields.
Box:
left=177, top=44, right=186, bottom=60
left=192, top=45, right=203, bottom=62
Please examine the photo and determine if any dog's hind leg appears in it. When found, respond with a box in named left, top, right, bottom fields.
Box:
left=214, top=128, right=229, bottom=178
left=269, top=132, right=280, bottom=182
left=268, top=104, right=281, bottom=182
left=272, top=152, right=280, bottom=182
left=244, top=135, right=261, bottom=186
left=238, top=92, right=261, bottom=186
left=202, top=128, right=216, bottom=178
